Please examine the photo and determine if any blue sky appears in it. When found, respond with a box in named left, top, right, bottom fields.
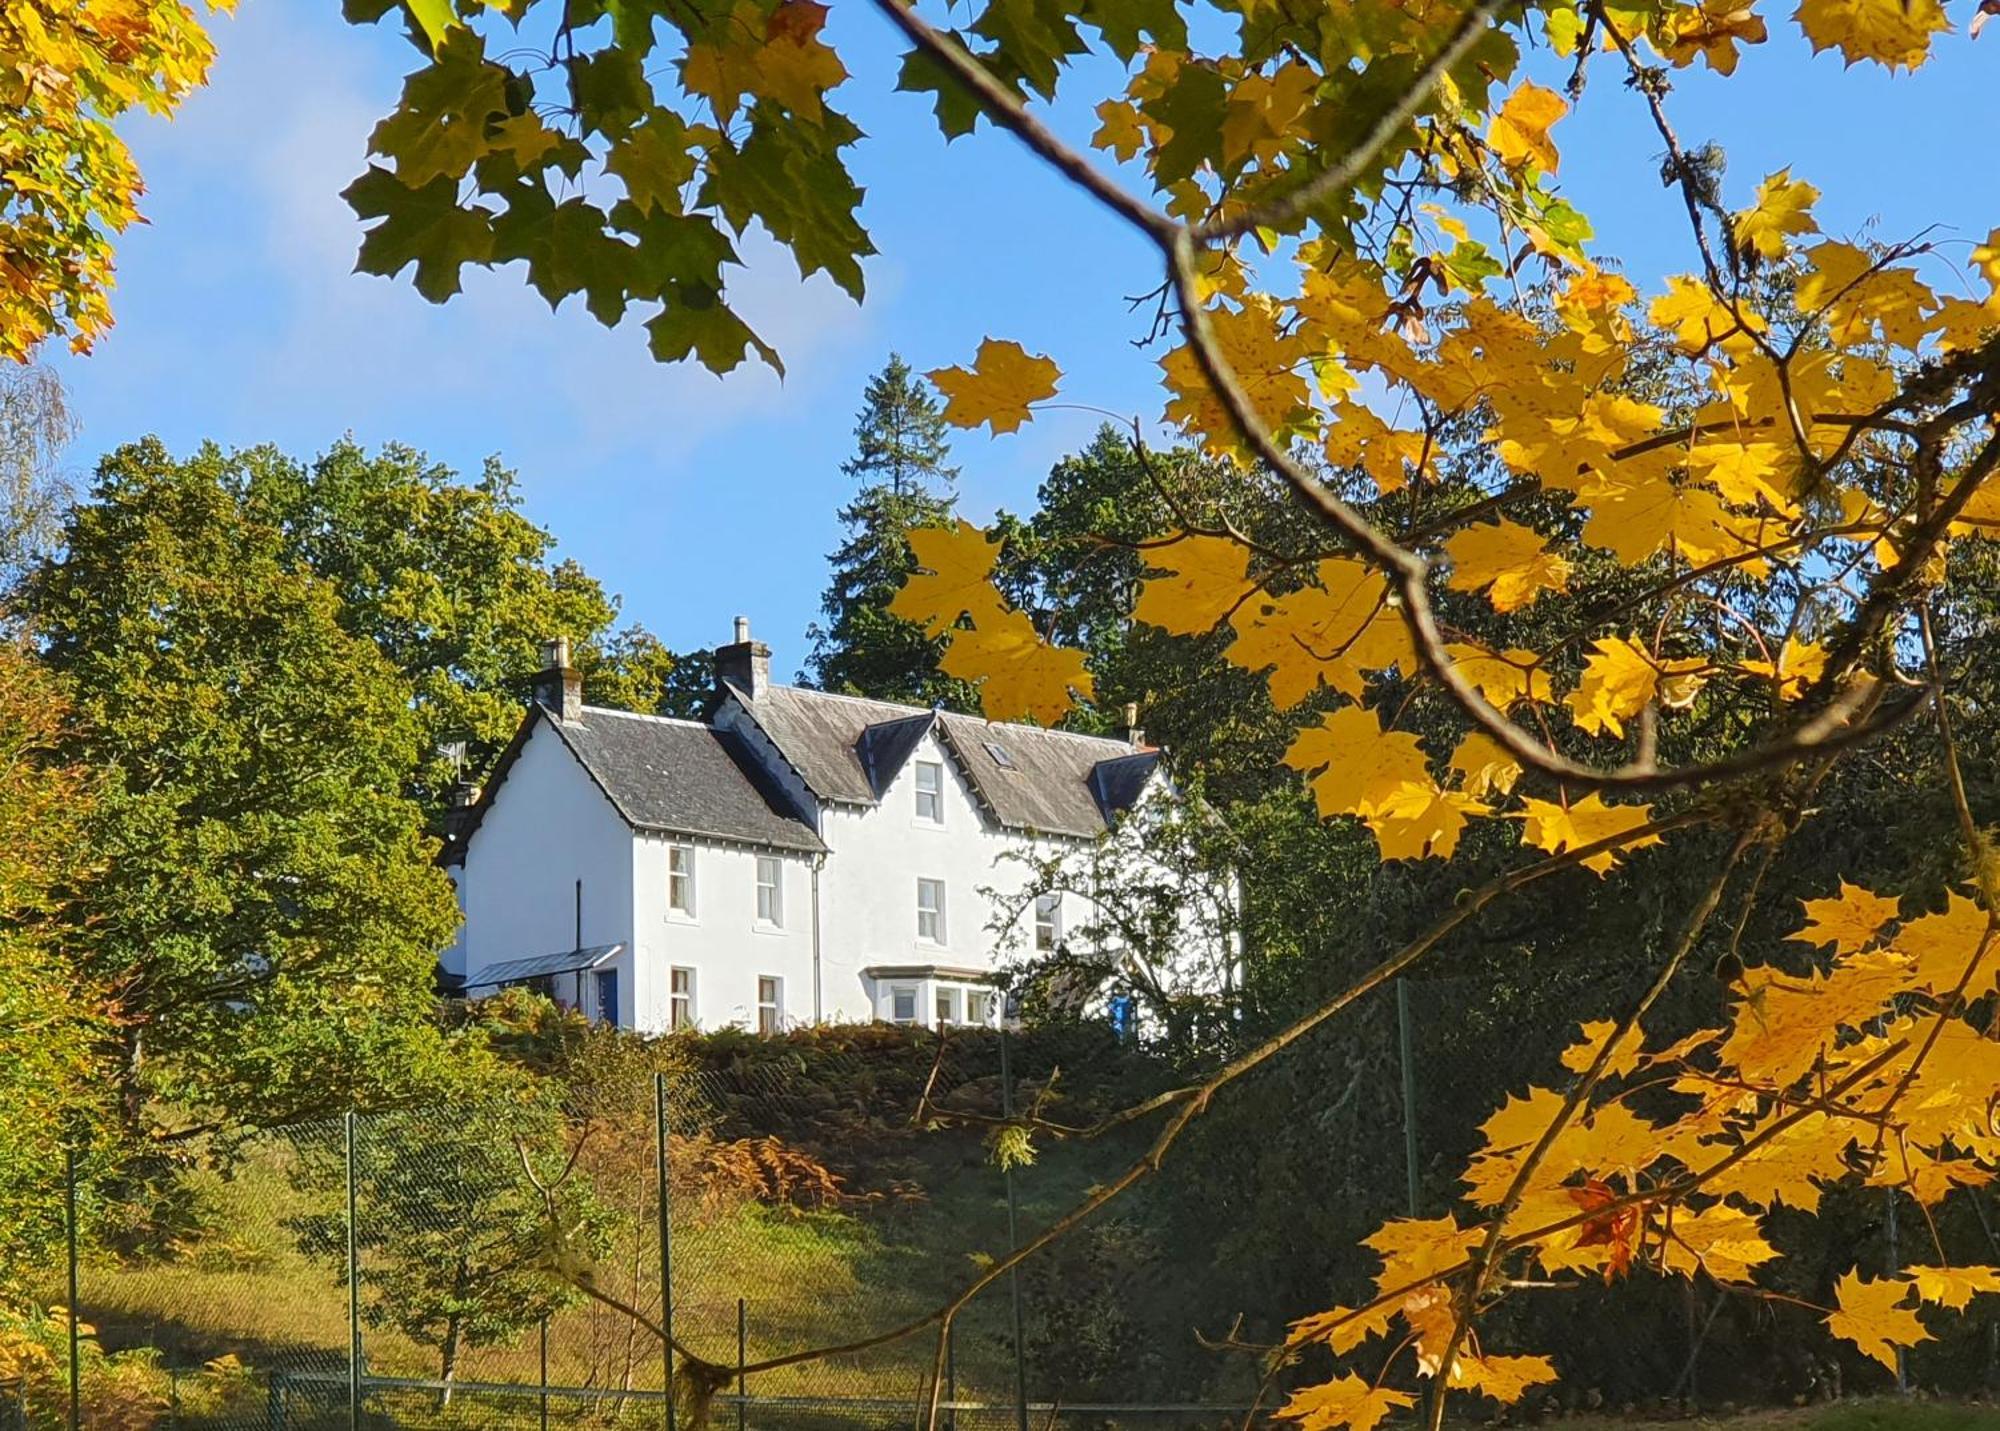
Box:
left=52, top=2, right=1993, bottom=677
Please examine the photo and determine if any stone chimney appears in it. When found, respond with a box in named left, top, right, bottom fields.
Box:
left=1124, top=701, right=1146, bottom=751
left=533, top=635, right=583, bottom=723
left=442, top=779, right=483, bottom=849
left=714, top=615, right=771, bottom=700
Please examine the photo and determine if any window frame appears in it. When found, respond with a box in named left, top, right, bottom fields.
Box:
left=667, top=841, right=696, bottom=917
left=669, top=966, right=696, bottom=1030
left=890, top=984, right=919, bottom=1024
left=1034, top=892, right=1062, bottom=952
left=966, top=989, right=996, bottom=1026
left=755, top=855, right=785, bottom=928
left=935, top=985, right=961, bottom=1028
left=756, top=975, right=782, bottom=1035
left=916, top=877, right=947, bottom=945
left=914, top=759, right=945, bottom=825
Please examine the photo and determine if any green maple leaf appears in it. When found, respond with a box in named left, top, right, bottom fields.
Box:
left=645, top=290, right=782, bottom=376
left=1082, top=0, right=1186, bottom=64
left=700, top=107, right=873, bottom=299
left=344, top=165, right=496, bottom=303
left=573, top=48, right=651, bottom=138
left=895, top=47, right=986, bottom=140
left=606, top=112, right=698, bottom=216
left=970, top=0, right=1087, bottom=100
left=491, top=184, right=634, bottom=324
left=368, top=29, right=508, bottom=185
left=1145, top=60, right=1226, bottom=187
left=610, top=201, right=740, bottom=296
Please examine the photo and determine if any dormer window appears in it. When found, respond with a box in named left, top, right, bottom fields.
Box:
left=915, top=760, right=944, bottom=824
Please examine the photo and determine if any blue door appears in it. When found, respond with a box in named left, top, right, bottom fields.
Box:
left=596, top=968, right=620, bottom=1027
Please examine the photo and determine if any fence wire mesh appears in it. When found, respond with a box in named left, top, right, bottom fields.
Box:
left=15, top=1001, right=2000, bottom=1428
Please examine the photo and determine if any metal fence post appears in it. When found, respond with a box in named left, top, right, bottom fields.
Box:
left=656, top=1071, right=678, bottom=1431
left=1888, top=1187, right=1908, bottom=1393
left=539, top=1314, right=550, bottom=1431
left=65, top=1146, right=79, bottom=1431
left=1396, top=980, right=1420, bottom=1219
left=1000, top=1029, right=1028, bottom=1431
left=345, top=1110, right=361, bottom=1431
left=736, top=1297, right=747, bottom=1431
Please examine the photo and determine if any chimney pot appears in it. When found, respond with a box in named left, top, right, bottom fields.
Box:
left=532, top=634, right=584, bottom=723
left=715, top=616, right=772, bottom=700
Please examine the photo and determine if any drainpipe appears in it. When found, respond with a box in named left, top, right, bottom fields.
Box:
left=810, top=853, right=825, bottom=1022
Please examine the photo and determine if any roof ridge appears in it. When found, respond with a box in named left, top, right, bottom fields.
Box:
left=579, top=705, right=716, bottom=731
left=937, top=709, right=1138, bottom=752
left=764, top=683, right=931, bottom=716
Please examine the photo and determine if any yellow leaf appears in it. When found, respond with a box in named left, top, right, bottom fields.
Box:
left=1974, top=228, right=2000, bottom=290
left=1794, top=0, right=1948, bottom=70
left=1649, top=275, right=1757, bottom=353
left=1731, top=169, right=1820, bottom=260
left=1516, top=794, right=1661, bottom=875
left=1893, top=892, right=1999, bottom=1000
left=1227, top=560, right=1414, bottom=706
left=1789, top=880, right=1901, bottom=953
left=1282, top=706, right=1431, bottom=820
left=681, top=0, right=848, bottom=124
left=1449, top=730, right=1522, bottom=797
left=1906, top=1265, right=2000, bottom=1312
left=1443, top=643, right=1553, bottom=709
left=1444, top=519, right=1571, bottom=612
left=1825, top=1269, right=1931, bottom=1372
left=1091, top=99, right=1146, bottom=160
left=1163, top=296, right=1323, bottom=465
left=887, top=520, right=1007, bottom=636
left=937, top=608, right=1093, bottom=725
left=1739, top=636, right=1827, bottom=700
left=1448, top=1352, right=1559, bottom=1405
left=1324, top=402, right=1428, bottom=493
left=1487, top=81, right=1567, bottom=173
left=1287, top=1301, right=1397, bottom=1354
left=928, top=339, right=1062, bottom=435
left=1132, top=534, right=1258, bottom=636
left=1566, top=636, right=1706, bottom=738
left=1277, top=1374, right=1415, bottom=1431
left=1365, top=782, right=1487, bottom=862
left=1662, top=1203, right=1779, bottom=1283
left=1560, top=1019, right=1643, bottom=1079
left=1663, top=3, right=1770, bottom=72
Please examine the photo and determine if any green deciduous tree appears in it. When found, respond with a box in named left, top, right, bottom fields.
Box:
left=20, top=438, right=462, bottom=1132
left=0, top=639, right=102, bottom=1290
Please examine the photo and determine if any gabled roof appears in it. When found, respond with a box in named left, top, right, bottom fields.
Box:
left=549, top=708, right=825, bottom=853
left=725, top=682, right=1161, bottom=839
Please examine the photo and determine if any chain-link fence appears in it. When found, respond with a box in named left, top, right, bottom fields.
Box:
left=12, top=999, right=1999, bottom=1429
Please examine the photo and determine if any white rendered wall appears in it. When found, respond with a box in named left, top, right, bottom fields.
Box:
left=816, top=729, right=1080, bottom=1021
left=456, top=720, right=637, bottom=1016
left=628, top=832, right=818, bottom=1033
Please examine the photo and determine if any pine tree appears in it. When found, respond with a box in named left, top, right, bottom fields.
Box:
left=840, top=353, right=958, bottom=498
left=804, top=356, right=978, bottom=707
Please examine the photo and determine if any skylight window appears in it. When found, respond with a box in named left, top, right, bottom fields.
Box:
left=983, top=741, right=1017, bottom=770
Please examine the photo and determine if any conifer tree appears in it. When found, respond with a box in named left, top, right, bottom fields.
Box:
left=804, top=356, right=978, bottom=708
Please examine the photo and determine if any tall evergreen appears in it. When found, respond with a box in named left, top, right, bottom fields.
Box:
left=805, top=356, right=980, bottom=708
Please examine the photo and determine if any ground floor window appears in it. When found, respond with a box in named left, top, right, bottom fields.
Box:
left=934, top=986, right=960, bottom=1027
left=890, top=985, right=918, bottom=1023
left=965, top=989, right=996, bottom=1025
left=757, top=975, right=782, bottom=1034
left=670, top=966, right=695, bottom=1029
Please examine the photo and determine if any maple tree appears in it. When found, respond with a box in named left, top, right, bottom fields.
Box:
left=9, top=0, right=2000, bottom=1420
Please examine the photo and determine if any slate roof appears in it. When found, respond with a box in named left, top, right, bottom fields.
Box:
left=726, top=683, right=1161, bottom=839
left=548, top=708, right=826, bottom=853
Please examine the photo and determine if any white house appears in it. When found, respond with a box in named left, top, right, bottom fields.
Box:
left=439, top=620, right=1210, bottom=1034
